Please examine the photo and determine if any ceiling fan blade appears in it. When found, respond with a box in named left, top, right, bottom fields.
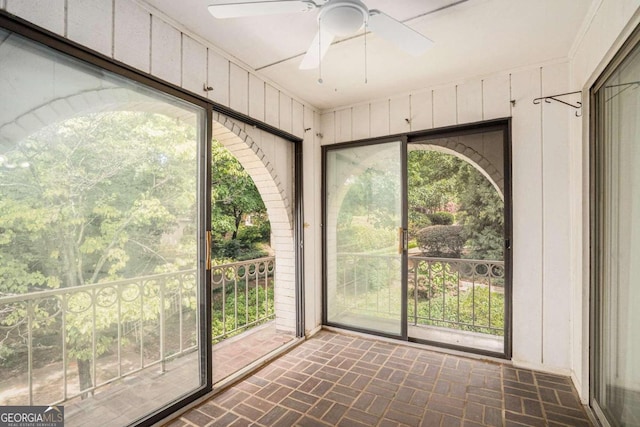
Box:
left=299, top=30, right=335, bottom=70
left=367, top=10, right=433, bottom=56
left=208, top=1, right=316, bottom=18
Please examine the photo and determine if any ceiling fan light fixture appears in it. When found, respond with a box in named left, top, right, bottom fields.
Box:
left=207, top=0, right=434, bottom=71
left=319, top=0, right=367, bottom=37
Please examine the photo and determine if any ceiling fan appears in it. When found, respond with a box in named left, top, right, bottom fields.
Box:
left=208, top=0, right=434, bottom=70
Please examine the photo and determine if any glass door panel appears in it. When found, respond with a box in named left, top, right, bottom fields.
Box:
left=593, top=37, right=640, bottom=427
left=406, top=129, right=509, bottom=357
left=0, top=28, right=206, bottom=426
left=324, top=141, right=406, bottom=337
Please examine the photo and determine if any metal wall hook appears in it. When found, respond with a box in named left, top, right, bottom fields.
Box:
left=604, top=81, right=640, bottom=103
left=533, top=90, right=582, bottom=117
left=604, top=81, right=640, bottom=89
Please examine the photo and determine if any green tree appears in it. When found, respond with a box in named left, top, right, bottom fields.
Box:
left=407, top=150, right=504, bottom=260
left=0, top=111, right=198, bottom=396
left=210, top=142, right=269, bottom=260
left=407, top=150, right=459, bottom=235
left=337, top=167, right=400, bottom=231
left=456, top=164, right=504, bottom=260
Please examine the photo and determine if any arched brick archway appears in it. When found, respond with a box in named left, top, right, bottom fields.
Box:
left=328, top=141, right=504, bottom=211
left=211, top=112, right=295, bottom=333
left=409, top=141, right=504, bottom=200
left=211, top=114, right=292, bottom=228
left=0, top=87, right=196, bottom=145
left=0, top=89, right=297, bottom=334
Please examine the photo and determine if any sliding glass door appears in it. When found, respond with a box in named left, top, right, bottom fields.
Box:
left=406, top=127, right=509, bottom=357
left=0, top=27, right=208, bottom=426
left=323, top=123, right=511, bottom=357
left=324, top=140, right=407, bottom=338
left=592, top=32, right=640, bottom=427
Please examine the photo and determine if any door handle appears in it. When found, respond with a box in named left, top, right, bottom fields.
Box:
left=398, top=228, right=408, bottom=254
left=206, top=230, right=212, bottom=270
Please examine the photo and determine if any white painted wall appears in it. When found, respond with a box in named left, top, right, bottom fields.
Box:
left=303, top=110, right=324, bottom=335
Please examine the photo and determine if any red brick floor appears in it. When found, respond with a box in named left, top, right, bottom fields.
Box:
left=166, top=330, right=593, bottom=427
left=213, top=322, right=295, bottom=383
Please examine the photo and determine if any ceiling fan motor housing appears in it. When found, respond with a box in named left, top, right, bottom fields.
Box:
left=319, top=0, right=368, bottom=36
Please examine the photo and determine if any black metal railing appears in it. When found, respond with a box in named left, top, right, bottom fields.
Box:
left=333, top=253, right=505, bottom=335
left=408, top=256, right=505, bottom=335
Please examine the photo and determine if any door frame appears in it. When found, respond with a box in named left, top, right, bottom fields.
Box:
left=406, top=119, right=513, bottom=359
left=321, top=136, right=409, bottom=340
left=589, top=22, right=640, bottom=427
left=321, top=119, right=512, bottom=359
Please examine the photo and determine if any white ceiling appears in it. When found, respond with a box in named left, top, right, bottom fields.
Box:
left=146, top=0, right=593, bottom=110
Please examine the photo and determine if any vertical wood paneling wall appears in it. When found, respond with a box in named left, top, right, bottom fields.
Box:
left=319, top=66, right=575, bottom=374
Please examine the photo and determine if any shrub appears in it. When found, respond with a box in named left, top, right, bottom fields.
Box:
left=212, top=284, right=274, bottom=343
left=237, top=225, right=263, bottom=244
left=416, top=225, right=465, bottom=258
left=426, top=211, right=454, bottom=225
left=337, top=224, right=396, bottom=252
left=412, top=286, right=504, bottom=335
left=408, top=211, right=431, bottom=236
left=236, top=247, right=269, bottom=261
left=212, top=238, right=269, bottom=261
left=213, top=239, right=243, bottom=259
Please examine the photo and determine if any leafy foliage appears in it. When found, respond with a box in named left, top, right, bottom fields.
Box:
left=407, top=150, right=459, bottom=235
left=211, top=143, right=265, bottom=239
left=416, top=225, right=465, bottom=258
left=426, top=212, right=454, bottom=225
left=0, top=112, right=198, bottom=296
left=337, top=167, right=401, bottom=231
left=211, top=143, right=270, bottom=261
left=411, top=286, right=504, bottom=335
left=0, top=111, right=200, bottom=394
left=408, top=150, right=504, bottom=260
left=455, top=164, right=504, bottom=259
left=411, top=260, right=460, bottom=299
left=337, top=225, right=396, bottom=253
left=212, top=280, right=274, bottom=343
